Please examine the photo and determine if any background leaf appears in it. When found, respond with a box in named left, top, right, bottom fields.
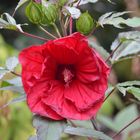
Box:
left=6, top=56, right=19, bottom=71
left=0, top=94, right=26, bottom=110
left=33, top=115, right=66, bottom=140
left=98, top=11, right=140, bottom=28
left=88, top=37, right=110, bottom=60
left=64, top=126, right=113, bottom=140
left=110, top=31, right=140, bottom=63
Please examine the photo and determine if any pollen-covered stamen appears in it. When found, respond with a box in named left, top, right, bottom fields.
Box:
left=55, top=64, right=76, bottom=85
left=62, top=68, right=74, bottom=84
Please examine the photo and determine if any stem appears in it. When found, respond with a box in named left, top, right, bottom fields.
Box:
left=60, top=13, right=67, bottom=36
left=11, top=71, right=21, bottom=77
left=90, top=118, right=99, bottom=131
left=52, top=23, right=62, bottom=38
left=69, top=16, right=73, bottom=35
left=105, top=42, right=122, bottom=63
left=87, top=23, right=100, bottom=37
left=113, top=115, right=140, bottom=138
left=76, top=0, right=82, bottom=7
left=18, top=30, right=49, bottom=41
left=103, top=88, right=116, bottom=102
left=39, top=26, right=57, bottom=39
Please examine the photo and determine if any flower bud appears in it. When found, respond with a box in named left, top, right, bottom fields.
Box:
left=76, top=12, right=95, bottom=35
left=25, top=1, right=42, bottom=24
left=41, top=4, right=58, bottom=26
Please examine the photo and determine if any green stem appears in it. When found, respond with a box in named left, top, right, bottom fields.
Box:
left=52, top=23, right=62, bottom=38
left=39, top=26, right=57, bottom=39
left=60, top=13, right=67, bottom=36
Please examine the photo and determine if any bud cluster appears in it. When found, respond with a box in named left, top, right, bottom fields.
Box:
left=25, top=0, right=97, bottom=35
left=26, top=1, right=58, bottom=26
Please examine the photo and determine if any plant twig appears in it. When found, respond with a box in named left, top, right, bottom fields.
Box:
left=112, top=115, right=140, bottom=138
left=39, top=26, right=57, bottom=39
left=104, top=88, right=116, bottom=102
left=105, top=42, right=122, bottom=63
left=18, top=30, right=49, bottom=41
left=11, top=71, right=21, bottom=77
left=60, top=13, right=67, bottom=36
left=90, top=118, right=99, bottom=131
left=52, top=23, right=62, bottom=38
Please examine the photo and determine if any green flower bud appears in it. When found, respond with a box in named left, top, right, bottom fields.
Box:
left=41, top=4, right=58, bottom=26
left=76, top=12, right=96, bottom=35
left=25, top=1, right=42, bottom=24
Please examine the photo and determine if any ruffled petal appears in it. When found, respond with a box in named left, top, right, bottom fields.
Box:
left=46, top=32, right=88, bottom=64
left=64, top=81, right=104, bottom=111
left=27, top=79, right=64, bottom=120
left=42, top=81, right=64, bottom=112
left=60, top=98, right=104, bottom=120
left=19, top=45, right=46, bottom=92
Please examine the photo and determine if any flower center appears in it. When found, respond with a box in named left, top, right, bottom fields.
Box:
left=56, top=64, right=76, bottom=86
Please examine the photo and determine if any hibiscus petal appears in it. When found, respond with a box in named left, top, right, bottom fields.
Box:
left=42, top=81, right=64, bottom=112
left=19, top=45, right=46, bottom=92
left=61, top=98, right=104, bottom=120
left=27, top=80, right=63, bottom=120
left=64, top=81, right=105, bottom=111
left=76, top=48, right=100, bottom=83
left=46, top=32, right=88, bottom=64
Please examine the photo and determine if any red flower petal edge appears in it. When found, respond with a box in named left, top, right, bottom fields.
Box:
left=19, top=32, right=110, bottom=120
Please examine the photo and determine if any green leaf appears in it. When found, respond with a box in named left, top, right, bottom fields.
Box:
left=64, top=126, right=113, bottom=140
left=0, top=13, right=27, bottom=32
left=88, top=37, right=110, bottom=60
left=0, top=95, right=26, bottom=110
left=33, top=115, right=66, bottom=140
left=116, top=81, right=140, bottom=96
left=98, top=11, right=140, bottom=28
left=110, top=31, right=140, bottom=63
left=2, top=13, right=17, bottom=25
left=117, top=80, right=140, bottom=87
left=0, top=86, right=25, bottom=94
left=6, top=77, right=22, bottom=86
left=0, top=67, right=9, bottom=79
left=97, top=115, right=118, bottom=132
left=97, top=104, right=139, bottom=133
left=6, top=56, right=19, bottom=71
left=124, top=17, right=140, bottom=27
left=127, top=87, right=140, bottom=100
left=67, top=120, right=93, bottom=129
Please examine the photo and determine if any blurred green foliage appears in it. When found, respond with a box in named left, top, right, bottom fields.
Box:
left=0, top=36, right=34, bottom=140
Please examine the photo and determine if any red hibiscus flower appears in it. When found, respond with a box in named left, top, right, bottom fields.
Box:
left=19, top=32, right=110, bottom=120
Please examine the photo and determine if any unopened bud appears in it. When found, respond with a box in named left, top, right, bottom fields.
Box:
left=76, top=12, right=96, bottom=35
left=41, top=4, right=58, bottom=26
left=25, top=1, right=42, bottom=24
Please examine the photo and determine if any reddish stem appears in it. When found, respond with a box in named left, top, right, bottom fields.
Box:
left=113, top=115, right=140, bottom=138
left=18, top=31, right=49, bottom=41
left=105, top=42, right=122, bottom=63
left=77, top=0, right=82, bottom=7
left=11, top=71, right=21, bottom=77
left=103, top=88, right=116, bottom=102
